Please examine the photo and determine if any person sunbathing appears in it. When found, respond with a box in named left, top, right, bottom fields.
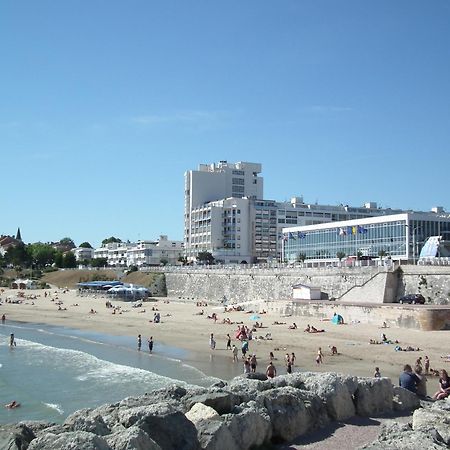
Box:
left=310, top=326, right=325, bottom=333
left=289, top=323, right=298, bottom=329
left=273, top=321, right=286, bottom=325
left=304, top=324, right=311, bottom=332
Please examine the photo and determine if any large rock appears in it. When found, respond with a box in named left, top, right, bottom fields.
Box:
left=105, top=426, right=161, bottom=450
left=186, top=403, right=220, bottom=424
left=392, top=386, right=421, bottom=412
left=135, top=403, right=199, bottom=450
left=256, top=386, right=317, bottom=441
left=413, top=407, right=450, bottom=446
left=0, top=424, right=35, bottom=450
left=301, top=372, right=358, bottom=421
left=17, top=422, right=55, bottom=437
left=362, top=421, right=447, bottom=449
left=64, top=408, right=111, bottom=436
left=354, top=378, right=394, bottom=416
left=222, top=402, right=272, bottom=449
left=184, top=391, right=238, bottom=415
left=28, top=431, right=111, bottom=450
left=195, top=419, right=237, bottom=450
left=228, top=377, right=271, bottom=402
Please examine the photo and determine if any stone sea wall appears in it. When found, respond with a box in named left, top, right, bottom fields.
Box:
left=164, top=265, right=450, bottom=305
left=4, top=371, right=449, bottom=450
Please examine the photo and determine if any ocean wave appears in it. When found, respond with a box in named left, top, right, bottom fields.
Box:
left=42, top=402, right=64, bottom=415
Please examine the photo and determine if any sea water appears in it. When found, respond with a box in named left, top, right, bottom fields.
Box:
left=0, top=321, right=221, bottom=424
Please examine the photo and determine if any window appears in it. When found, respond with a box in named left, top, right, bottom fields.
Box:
left=232, top=170, right=244, bottom=176
left=232, top=178, right=245, bottom=185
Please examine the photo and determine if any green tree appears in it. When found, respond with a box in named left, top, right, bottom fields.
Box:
left=296, top=253, right=307, bottom=263
left=197, top=251, right=215, bottom=265
left=54, top=251, right=64, bottom=268
left=102, top=237, right=122, bottom=245
left=178, top=255, right=188, bottom=265
left=378, top=250, right=387, bottom=259
left=59, top=237, right=75, bottom=249
left=160, top=258, right=168, bottom=266
left=79, top=242, right=93, bottom=249
left=336, top=251, right=346, bottom=261
left=5, top=243, right=31, bottom=268
left=91, top=257, right=108, bottom=268
left=356, top=251, right=363, bottom=260
left=62, top=252, right=77, bottom=268
left=28, top=243, right=56, bottom=268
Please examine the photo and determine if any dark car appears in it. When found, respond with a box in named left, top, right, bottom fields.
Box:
left=398, top=294, right=425, bottom=305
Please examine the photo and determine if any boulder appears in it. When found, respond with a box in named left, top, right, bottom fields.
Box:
left=413, top=407, right=450, bottom=446
left=0, top=424, right=35, bottom=450
left=354, top=378, right=393, bottom=416
left=133, top=403, right=199, bottom=450
left=392, top=386, right=421, bottom=412
left=362, top=421, right=447, bottom=449
left=105, top=426, right=161, bottom=450
left=186, top=403, right=220, bottom=424
left=256, top=386, right=316, bottom=441
left=28, top=431, right=111, bottom=450
left=195, top=419, right=238, bottom=450
left=222, top=402, right=272, bottom=449
left=228, top=377, right=271, bottom=403
left=17, top=421, right=55, bottom=436
left=184, top=391, right=239, bottom=415
left=64, top=408, right=111, bottom=436
left=301, top=372, right=358, bottom=421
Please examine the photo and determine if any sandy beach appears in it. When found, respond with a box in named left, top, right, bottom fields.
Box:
left=1, top=287, right=448, bottom=393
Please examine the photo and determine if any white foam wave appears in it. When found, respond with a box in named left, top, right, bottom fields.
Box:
left=43, top=402, right=64, bottom=414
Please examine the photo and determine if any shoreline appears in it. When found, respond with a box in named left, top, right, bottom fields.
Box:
left=1, top=288, right=448, bottom=391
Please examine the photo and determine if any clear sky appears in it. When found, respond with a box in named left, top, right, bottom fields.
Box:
left=1, top=1, right=449, bottom=247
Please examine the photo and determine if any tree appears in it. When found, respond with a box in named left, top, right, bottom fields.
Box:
left=197, top=251, right=215, bottom=265
left=102, top=237, right=122, bottom=245
left=336, top=251, right=346, bottom=261
left=356, top=251, right=363, bottom=260
left=59, top=237, right=75, bottom=249
left=378, top=250, right=387, bottom=259
left=178, top=255, right=188, bottom=265
left=5, top=243, right=31, bottom=268
left=28, top=243, right=56, bottom=268
left=62, top=252, right=77, bottom=268
left=91, top=257, right=108, bottom=268
left=79, top=242, right=93, bottom=249
left=160, top=258, right=168, bottom=266
left=296, top=253, right=307, bottom=263
left=54, top=251, right=64, bottom=268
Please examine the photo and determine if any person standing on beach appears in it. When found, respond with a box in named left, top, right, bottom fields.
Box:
left=424, top=356, right=430, bottom=375
left=266, top=361, right=277, bottom=378
left=137, top=335, right=142, bottom=351
left=9, top=333, right=16, bottom=347
left=232, top=344, right=239, bottom=362
left=148, top=336, right=154, bottom=353
left=209, top=333, right=216, bottom=350
left=250, top=354, right=257, bottom=373
left=1, top=314, right=5, bottom=324
left=316, top=347, right=323, bottom=365
left=374, top=367, right=381, bottom=378
left=226, top=333, right=232, bottom=350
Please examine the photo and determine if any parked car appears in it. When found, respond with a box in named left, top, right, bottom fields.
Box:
left=398, top=294, right=425, bottom=305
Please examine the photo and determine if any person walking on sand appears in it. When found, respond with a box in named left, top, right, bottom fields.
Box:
left=9, top=333, right=16, bottom=347
left=209, top=333, right=216, bottom=350
left=250, top=354, right=257, bottom=373
left=137, top=334, right=142, bottom=351
left=1, top=314, right=5, bottom=324
left=266, top=361, right=277, bottom=378
left=226, top=333, right=232, bottom=350
left=148, top=336, right=154, bottom=353
left=424, top=356, right=430, bottom=375
left=232, top=344, right=239, bottom=362
left=316, top=347, right=323, bottom=365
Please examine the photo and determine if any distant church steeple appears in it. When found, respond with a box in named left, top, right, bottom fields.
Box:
left=16, top=227, right=22, bottom=241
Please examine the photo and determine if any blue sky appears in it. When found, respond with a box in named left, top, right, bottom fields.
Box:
left=1, top=1, right=449, bottom=247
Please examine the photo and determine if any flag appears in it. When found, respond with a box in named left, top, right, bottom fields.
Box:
left=357, top=225, right=368, bottom=234
left=352, top=226, right=357, bottom=235
left=347, top=226, right=353, bottom=235
left=289, top=232, right=296, bottom=240
left=298, top=232, right=306, bottom=239
left=339, top=227, right=346, bottom=236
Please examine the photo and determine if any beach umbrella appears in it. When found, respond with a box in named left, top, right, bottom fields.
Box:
left=249, top=314, right=261, bottom=321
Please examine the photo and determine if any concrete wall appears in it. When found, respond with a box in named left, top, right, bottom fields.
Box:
left=164, top=265, right=450, bottom=306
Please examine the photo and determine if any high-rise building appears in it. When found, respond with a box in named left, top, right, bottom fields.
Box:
left=184, top=161, right=263, bottom=260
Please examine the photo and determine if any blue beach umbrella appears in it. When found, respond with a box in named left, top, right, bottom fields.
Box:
left=249, top=314, right=261, bottom=321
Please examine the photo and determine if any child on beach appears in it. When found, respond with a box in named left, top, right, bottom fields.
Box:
left=209, top=333, right=216, bottom=350
left=232, top=345, right=239, bottom=362
left=374, top=367, right=381, bottom=378
left=316, top=347, right=323, bottom=365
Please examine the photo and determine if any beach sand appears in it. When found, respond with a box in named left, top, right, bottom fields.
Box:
left=1, top=287, right=448, bottom=393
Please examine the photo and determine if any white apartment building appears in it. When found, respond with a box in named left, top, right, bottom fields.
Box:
left=127, top=235, right=184, bottom=267
left=185, top=161, right=263, bottom=261
left=73, top=247, right=95, bottom=261
left=94, top=236, right=183, bottom=267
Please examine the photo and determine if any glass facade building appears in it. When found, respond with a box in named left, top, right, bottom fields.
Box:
left=283, top=213, right=450, bottom=263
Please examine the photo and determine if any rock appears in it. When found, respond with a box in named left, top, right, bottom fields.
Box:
left=17, top=422, right=55, bottom=436
left=256, top=386, right=317, bottom=441
left=362, top=421, right=447, bottom=449
left=228, top=377, right=271, bottom=402
left=241, top=372, right=268, bottom=381
left=133, top=403, right=199, bottom=450
left=222, top=402, right=272, bottom=449
left=195, top=419, right=237, bottom=450
left=392, top=386, right=421, bottom=412
left=0, top=424, right=35, bottom=450
left=35, top=425, right=69, bottom=436
left=185, top=403, right=220, bottom=424
left=64, top=408, right=111, bottom=436
left=301, top=372, right=358, bottom=421
left=184, top=391, right=239, bottom=415
left=354, top=378, right=394, bottom=416
left=413, top=407, right=450, bottom=446
left=106, top=426, right=161, bottom=450
left=28, top=431, right=111, bottom=450
left=118, top=403, right=174, bottom=428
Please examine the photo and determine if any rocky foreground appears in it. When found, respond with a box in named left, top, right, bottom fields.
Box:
left=2, top=372, right=449, bottom=450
